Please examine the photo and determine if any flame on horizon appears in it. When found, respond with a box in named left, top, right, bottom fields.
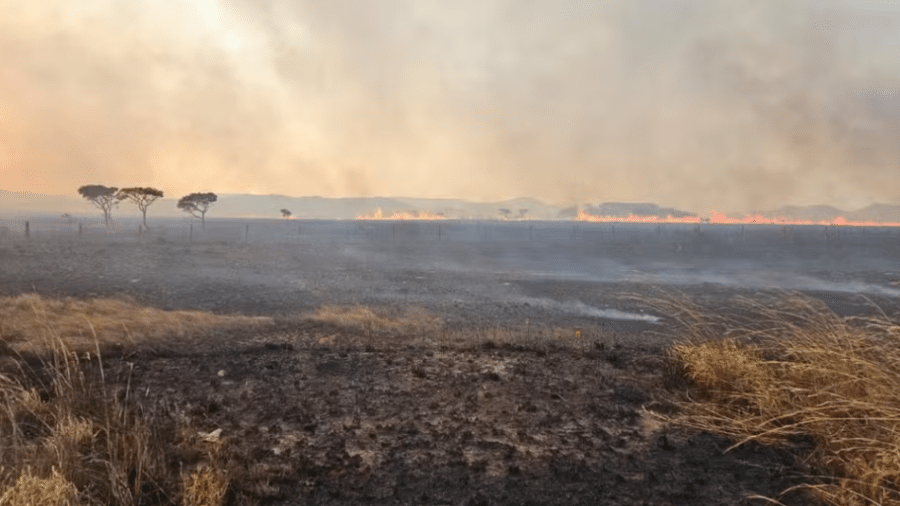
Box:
left=577, top=210, right=900, bottom=227
left=356, top=208, right=448, bottom=220
left=5, top=1, right=900, bottom=211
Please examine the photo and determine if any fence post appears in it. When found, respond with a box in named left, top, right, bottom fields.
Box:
left=245, top=224, right=250, bottom=243
left=78, top=223, right=82, bottom=240
left=189, top=223, right=193, bottom=242
left=138, top=224, right=142, bottom=242
left=25, top=221, right=29, bottom=239
left=437, top=223, right=441, bottom=242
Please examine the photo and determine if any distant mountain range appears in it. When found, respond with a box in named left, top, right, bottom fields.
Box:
left=2, top=189, right=900, bottom=223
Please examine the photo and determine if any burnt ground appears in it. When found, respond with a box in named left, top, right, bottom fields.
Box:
left=109, top=327, right=808, bottom=506
left=2, top=234, right=898, bottom=505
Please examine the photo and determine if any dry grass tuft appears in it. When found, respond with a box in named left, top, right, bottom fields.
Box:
left=181, top=465, right=228, bottom=506
left=660, top=292, right=900, bottom=506
left=0, top=467, right=80, bottom=506
left=0, top=332, right=172, bottom=506
left=0, top=293, right=271, bottom=354
left=0, top=294, right=238, bottom=506
left=309, top=304, right=443, bottom=338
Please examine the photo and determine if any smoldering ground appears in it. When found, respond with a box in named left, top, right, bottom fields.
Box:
left=2, top=218, right=897, bottom=328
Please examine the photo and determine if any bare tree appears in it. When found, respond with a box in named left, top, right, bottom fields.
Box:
left=518, top=209, right=528, bottom=219
left=280, top=208, right=292, bottom=219
left=78, top=185, right=119, bottom=227
left=177, top=192, right=218, bottom=228
left=498, top=208, right=511, bottom=219
left=118, top=187, right=164, bottom=228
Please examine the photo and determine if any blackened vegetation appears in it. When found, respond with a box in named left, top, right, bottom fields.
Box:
left=97, top=326, right=809, bottom=506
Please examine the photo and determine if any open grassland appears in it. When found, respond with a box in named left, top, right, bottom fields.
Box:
left=663, top=294, right=900, bottom=505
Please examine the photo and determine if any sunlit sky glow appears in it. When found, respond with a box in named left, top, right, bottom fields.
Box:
left=2, top=0, right=900, bottom=212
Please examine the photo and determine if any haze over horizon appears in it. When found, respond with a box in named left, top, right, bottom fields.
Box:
left=2, top=0, right=900, bottom=213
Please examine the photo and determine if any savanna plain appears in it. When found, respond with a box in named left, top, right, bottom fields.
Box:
left=1, top=218, right=900, bottom=506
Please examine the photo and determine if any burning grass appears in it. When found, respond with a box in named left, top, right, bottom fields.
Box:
left=660, top=293, right=900, bottom=505
left=355, top=208, right=448, bottom=220
left=0, top=293, right=272, bottom=354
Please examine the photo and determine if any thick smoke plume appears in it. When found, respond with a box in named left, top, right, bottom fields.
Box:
left=2, top=0, right=900, bottom=212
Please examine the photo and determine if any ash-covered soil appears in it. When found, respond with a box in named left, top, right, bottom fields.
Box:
left=2, top=237, right=897, bottom=325
left=93, top=325, right=803, bottom=506
left=2, top=234, right=896, bottom=504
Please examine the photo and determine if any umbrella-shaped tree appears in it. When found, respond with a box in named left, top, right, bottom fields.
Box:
left=177, top=192, right=217, bottom=228
left=118, top=187, right=164, bottom=229
left=77, top=185, right=119, bottom=227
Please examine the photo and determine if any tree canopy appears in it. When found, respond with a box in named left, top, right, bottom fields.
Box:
left=118, top=187, right=164, bottom=227
left=77, top=185, right=119, bottom=226
left=177, top=192, right=218, bottom=227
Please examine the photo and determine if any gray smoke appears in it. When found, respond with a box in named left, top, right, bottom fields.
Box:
left=3, top=0, right=900, bottom=212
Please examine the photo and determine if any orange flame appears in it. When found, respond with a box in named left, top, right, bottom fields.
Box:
left=356, top=208, right=448, bottom=220
left=577, top=209, right=900, bottom=227
left=576, top=210, right=702, bottom=224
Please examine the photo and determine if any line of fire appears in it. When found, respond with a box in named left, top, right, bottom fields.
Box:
left=353, top=208, right=900, bottom=227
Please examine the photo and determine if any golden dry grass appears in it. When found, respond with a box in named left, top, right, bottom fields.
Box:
left=0, top=294, right=242, bottom=506
left=309, top=304, right=443, bottom=337
left=660, top=293, right=900, bottom=506
left=181, top=465, right=229, bottom=506
left=0, top=468, right=80, bottom=506
left=0, top=293, right=271, bottom=354
left=0, top=335, right=170, bottom=505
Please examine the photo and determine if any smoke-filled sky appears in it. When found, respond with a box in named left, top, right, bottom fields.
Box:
left=2, top=0, right=900, bottom=212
